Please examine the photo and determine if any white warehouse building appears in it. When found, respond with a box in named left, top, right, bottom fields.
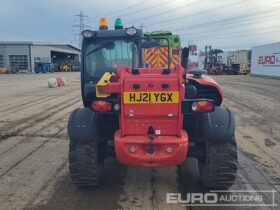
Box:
left=0, top=41, right=81, bottom=72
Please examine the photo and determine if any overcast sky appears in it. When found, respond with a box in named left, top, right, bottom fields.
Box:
left=0, top=0, right=279, bottom=50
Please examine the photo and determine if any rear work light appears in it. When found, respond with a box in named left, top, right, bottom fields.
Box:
left=91, top=101, right=112, bottom=112
left=126, top=27, right=137, bottom=36
left=191, top=101, right=214, bottom=112
left=82, top=30, right=94, bottom=38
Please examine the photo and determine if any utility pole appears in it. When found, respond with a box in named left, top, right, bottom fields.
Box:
left=139, top=22, right=146, bottom=32
left=72, top=11, right=89, bottom=48
left=204, top=46, right=208, bottom=69
left=209, top=45, right=212, bottom=63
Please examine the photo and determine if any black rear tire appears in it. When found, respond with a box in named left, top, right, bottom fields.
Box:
left=69, top=141, right=103, bottom=188
left=198, top=138, right=237, bottom=189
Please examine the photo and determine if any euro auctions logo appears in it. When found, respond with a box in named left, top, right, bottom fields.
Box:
left=258, top=52, right=280, bottom=66
left=258, top=55, right=276, bottom=65
left=166, top=190, right=277, bottom=207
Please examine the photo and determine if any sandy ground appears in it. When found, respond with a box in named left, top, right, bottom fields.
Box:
left=0, top=73, right=279, bottom=210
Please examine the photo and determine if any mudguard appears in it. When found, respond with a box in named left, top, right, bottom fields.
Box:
left=67, top=108, right=98, bottom=143
left=186, top=75, right=223, bottom=98
left=186, top=75, right=224, bottom=106
left=203, top=107, right=235, bottom=142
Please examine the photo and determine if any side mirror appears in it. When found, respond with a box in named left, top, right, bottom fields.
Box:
left=140, top=40, right=161, bottom=49
left=181, top=47, right=189, bottom=69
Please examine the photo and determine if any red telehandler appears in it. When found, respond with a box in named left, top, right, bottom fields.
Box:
left=67, top=18, right=237, bottom=189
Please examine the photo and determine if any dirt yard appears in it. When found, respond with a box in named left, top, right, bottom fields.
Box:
left=0, top=73, right=279, bottom=210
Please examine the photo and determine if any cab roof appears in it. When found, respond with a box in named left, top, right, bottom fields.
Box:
left=85, top=28, right=142, bottom=39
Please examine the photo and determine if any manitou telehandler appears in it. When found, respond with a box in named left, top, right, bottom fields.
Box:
left=67, top=18, right=237, bottom=189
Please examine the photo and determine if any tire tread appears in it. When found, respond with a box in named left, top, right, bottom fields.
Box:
left=69, top=142, right=102, bottom=187
left=200, top=139, right=238, bottom=189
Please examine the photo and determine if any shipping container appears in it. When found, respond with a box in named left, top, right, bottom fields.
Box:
left=216, top=50, right=250, bottom=74
left=229, top=50, right=249, bottom=64
left=251, top=42, right=280, bottom=78
left=229, top=50, right=250, bottom=74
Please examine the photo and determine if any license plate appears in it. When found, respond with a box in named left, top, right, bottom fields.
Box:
left=123, top=91, right=179, bottom=104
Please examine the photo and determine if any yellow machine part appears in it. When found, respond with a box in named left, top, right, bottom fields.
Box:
left=60, top=64, right=70, bottom=72
left=96, top=72, right=115, bottom=98
left=144, top=47, right=182, bottom=68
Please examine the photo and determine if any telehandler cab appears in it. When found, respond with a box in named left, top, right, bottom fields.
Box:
left=67, top=18, right=237, bottom=189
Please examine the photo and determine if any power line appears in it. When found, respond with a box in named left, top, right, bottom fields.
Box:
left=72, top=11, right=90, bottom=48
left=88, top=0, right=163, bottom=22
left=144, top=0, right=254, bottom=27
left=113, top=0, right=175, bottom=19
left=171, top=4, right=280, bottom=32
left=187, top=29, right=280, bottom=41
left=180, top=12, right=280, bottom=38
left=178, top=14, right=280, bottom=48
left=126, top=0, right=205, bottom=25
left=88, top=0, right=177, bottom=26
left=187, top=26, right=280, bottom=40
left=212, top=41, right=271, bottom=51
left=89, top=1, right=153, bottom=20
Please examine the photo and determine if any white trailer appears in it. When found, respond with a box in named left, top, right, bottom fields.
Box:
left=251, top=42, right=280, bottom=78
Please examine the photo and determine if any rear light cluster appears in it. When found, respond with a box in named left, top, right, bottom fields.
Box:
left=91, top=100, right=120, bottom=112
left=92, top=100, right=213, bottom=113
left=191, top=101, right=214, bottom=112
left=91, top=101, right=112, bottom=112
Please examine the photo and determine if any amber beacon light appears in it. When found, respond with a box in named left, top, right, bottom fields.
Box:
left=99, top=18, right=108, bottom=30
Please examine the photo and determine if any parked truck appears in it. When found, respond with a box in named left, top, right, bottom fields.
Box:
left=228, top=50, right=251, bottom=75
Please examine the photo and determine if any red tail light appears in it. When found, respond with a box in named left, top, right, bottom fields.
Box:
left=91, top=101, right=112, bottom=112
left=192, top=101, right=214, bottom=112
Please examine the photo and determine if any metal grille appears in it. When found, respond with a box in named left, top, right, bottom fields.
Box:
left=0, top=55, right=3, bottom=66
left=189, top=81, right=222, bottom=106
left=9, top=55, right=28, bottom=72
left=196, top=84, right=222, bottom=105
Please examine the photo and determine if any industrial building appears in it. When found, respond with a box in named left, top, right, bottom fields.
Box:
left=251, top=42, right=280, bottom=78
left=0, top=41, right=81, bottom=72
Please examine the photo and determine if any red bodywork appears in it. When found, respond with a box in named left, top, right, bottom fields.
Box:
left=102, top=65, right=222, bottom=167
left=186, top=74, right=224, bottom=103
